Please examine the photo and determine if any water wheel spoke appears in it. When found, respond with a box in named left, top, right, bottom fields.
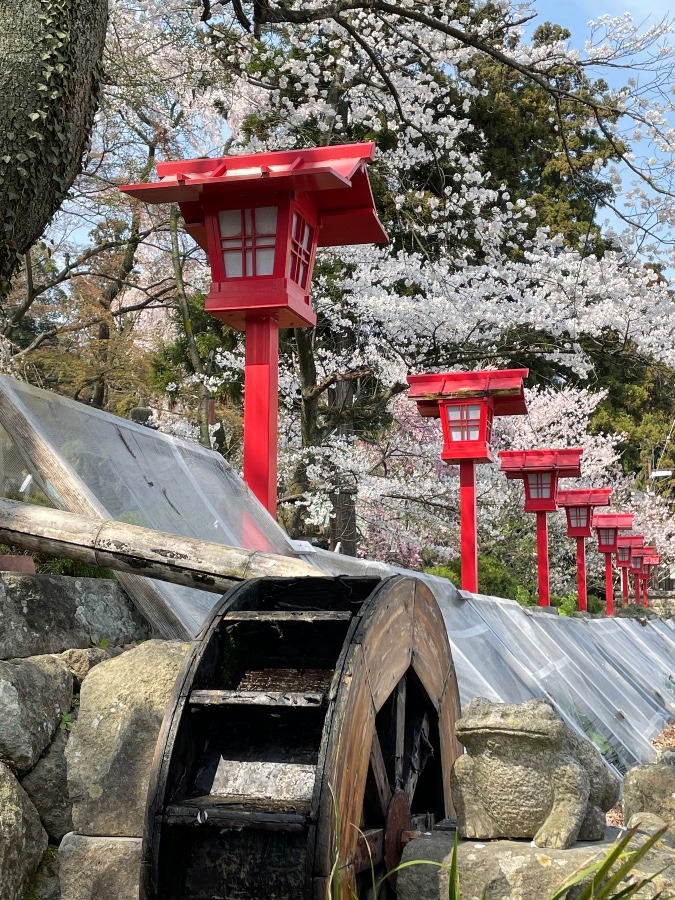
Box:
left=367, top=730, right=393, bottom=819
left=354, top=828, right=385, bottom=873
left=394, top=675, right=407, bottom=789
left=405, top=711, right=431, bottom=806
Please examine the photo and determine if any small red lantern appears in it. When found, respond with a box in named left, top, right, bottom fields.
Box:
left=121, top=144, right=387, bottom=516
left=408, top=369, right=528, bottom=463
left=557, top=488, right=612, bottom=539
left=628, top=543, right=654, bottom=606
left=499, top=449, right=583, bottom=512
left=616, top=534, right=644, bottom=605
left=592, top=512, right=634, bottom=616
left=498, top=448, right=583, bottom=606
left=407, top=369, right=528, bottom=592
left=556, top=488, right=612, bottom=612
left=629, top=545, right=651, bottom=574
left=593, top=512, right=634, bottom=553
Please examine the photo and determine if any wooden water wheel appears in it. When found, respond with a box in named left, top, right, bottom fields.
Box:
left=141, top=575, right=462, bottom=900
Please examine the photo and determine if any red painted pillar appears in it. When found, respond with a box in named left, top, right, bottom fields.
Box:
left=633, top=573, right=640, bottom=605
left=243, top=317, right=279, bottom=516
left=576, top=536, right=587, bottom=612
left=459, top=459, right=478, bottom=592
left=536, top=510, right=550, bottom=606
left=621, top=568, right=629, bottom=606
left=643, top=577, right=649, bottom=606
left=604, top=552, right=614, bottom=616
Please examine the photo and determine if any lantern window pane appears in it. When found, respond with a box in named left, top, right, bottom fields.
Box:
left=223, top=250, right=242, bottom=277
left=631, top=554, right=641, bottom=568
left=445, top=403, right=482, bottom=441
left=220, top=206, right=278, bottom=278
left=527, top=471, right=552, bottom=498
left=569, top=507, right=588, bottom=528
left=218, top=210, right=241, bottom=238
left=617, top=546, right=630, bottom=562
left=288, top=212, right=314, bottom=289
left=599, top=528, right=615, bottom=546
left=255, top=206, right=278, bottom=235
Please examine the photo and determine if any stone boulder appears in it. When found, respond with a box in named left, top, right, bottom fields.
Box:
left=59, top=646, right=124, bottom=688
left=22, top=728, right=73, bottom=840
left=0, top=761, right=48, bottom=900
left=59, top=833, right=142, bottom=900
left=0, top=654, right=72, bottom=774
left=399, top=828, right=675, bottom=900
left=66, top=639, right=190, bottom=836
left=0, top=573, right=150, bottom=660
left=623, top=762, right=675, bottom=827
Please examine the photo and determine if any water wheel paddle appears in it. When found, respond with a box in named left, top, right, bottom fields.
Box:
left=141, top=575, right=461, bottom=899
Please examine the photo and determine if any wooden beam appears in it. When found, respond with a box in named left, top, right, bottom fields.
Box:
left=0, top=498, right=322, bottom=597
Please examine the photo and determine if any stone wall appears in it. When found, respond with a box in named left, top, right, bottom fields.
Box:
left=0, top=573, right=153, bottom=899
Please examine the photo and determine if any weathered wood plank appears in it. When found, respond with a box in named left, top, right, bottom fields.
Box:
left=0, top=498, right=322, bottom=593
left=224, top=610, right=352, bottom=623
left=189, top=689, right=326, bottom=708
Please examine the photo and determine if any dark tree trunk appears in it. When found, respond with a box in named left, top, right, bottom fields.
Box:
left=328, top=329, right=357, bottom=556
left=0, top=0, right=108, bottom=299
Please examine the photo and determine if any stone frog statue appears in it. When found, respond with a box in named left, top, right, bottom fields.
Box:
left=451, top=697, right=620, bottom=850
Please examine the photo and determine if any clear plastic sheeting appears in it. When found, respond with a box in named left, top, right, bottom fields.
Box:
left=0, top=376, right=296, bottom=635
left=0, top=375, right=671, bottom=769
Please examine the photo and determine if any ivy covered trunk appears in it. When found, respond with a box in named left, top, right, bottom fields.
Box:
left=0, top=0, right=108, bottom=299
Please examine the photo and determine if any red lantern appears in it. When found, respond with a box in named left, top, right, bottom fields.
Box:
left=498, top=448, right=583, bottom=605
left=407, top=369, right=528, bottom=592
left=557, top=488, right=612, bottom=539
left=408, top=370, right=528, bottom=463
left=121, top=144, right=387, bottom=516
left=593, top=512, right=634, bottom=553
left=556, top=488, right=612, bottom=612
left=616, top=534, right=644, bottom=605
left=628, top=543, right=654, bottom=606
left=592, top=512, right=634, bottom=616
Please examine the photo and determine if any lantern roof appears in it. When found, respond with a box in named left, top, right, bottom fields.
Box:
left=120, top=142, right=388, bottom=250
left=592, top=512, right=634, bottom=531
left=498, top=448, right=583, bottom=478
left=556, top=488, right=612, bottom=509
left=617, top=534, right=644, bottom=548
left=407, top=368, right=529, bottom=418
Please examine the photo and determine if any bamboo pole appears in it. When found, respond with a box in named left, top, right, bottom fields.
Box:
left=0, top=498, right=322, bottom=595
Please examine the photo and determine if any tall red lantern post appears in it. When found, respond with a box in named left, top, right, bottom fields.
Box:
left=616, top=534, right=645, bottom=606
left=593, top=513, right=634, bottom=615
left=121, top=144, right=387, bottom=515
left=641, top=554, right=660, bottom=606
left=628, top=541, right=648, bottom=605
left=556, top=488, right=612, bottom=612
left=407, top=369, right=528, bottom=592
left=498, top=449, right=583, bottom=606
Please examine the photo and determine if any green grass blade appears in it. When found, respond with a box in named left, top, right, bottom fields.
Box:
left=548, top=828, right=645, bottom=900
left=593, top=826, right=667, bottom=897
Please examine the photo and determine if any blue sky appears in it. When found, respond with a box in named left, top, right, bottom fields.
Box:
left=532, top=0, right=672, bottom=37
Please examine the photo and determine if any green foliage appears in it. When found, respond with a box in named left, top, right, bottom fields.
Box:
left=426, top=555, right=535, bottom=605
left=551, top=593, right=604, bottom=616
left=457, top=21, right=618, bottom=256
left=548, top=824, right=672, bottom=899
left=23, top=846, right=59, bottom=900
left=584, top=339, right=675, bottom=491
left=36, top=555, right=114, bottom=579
